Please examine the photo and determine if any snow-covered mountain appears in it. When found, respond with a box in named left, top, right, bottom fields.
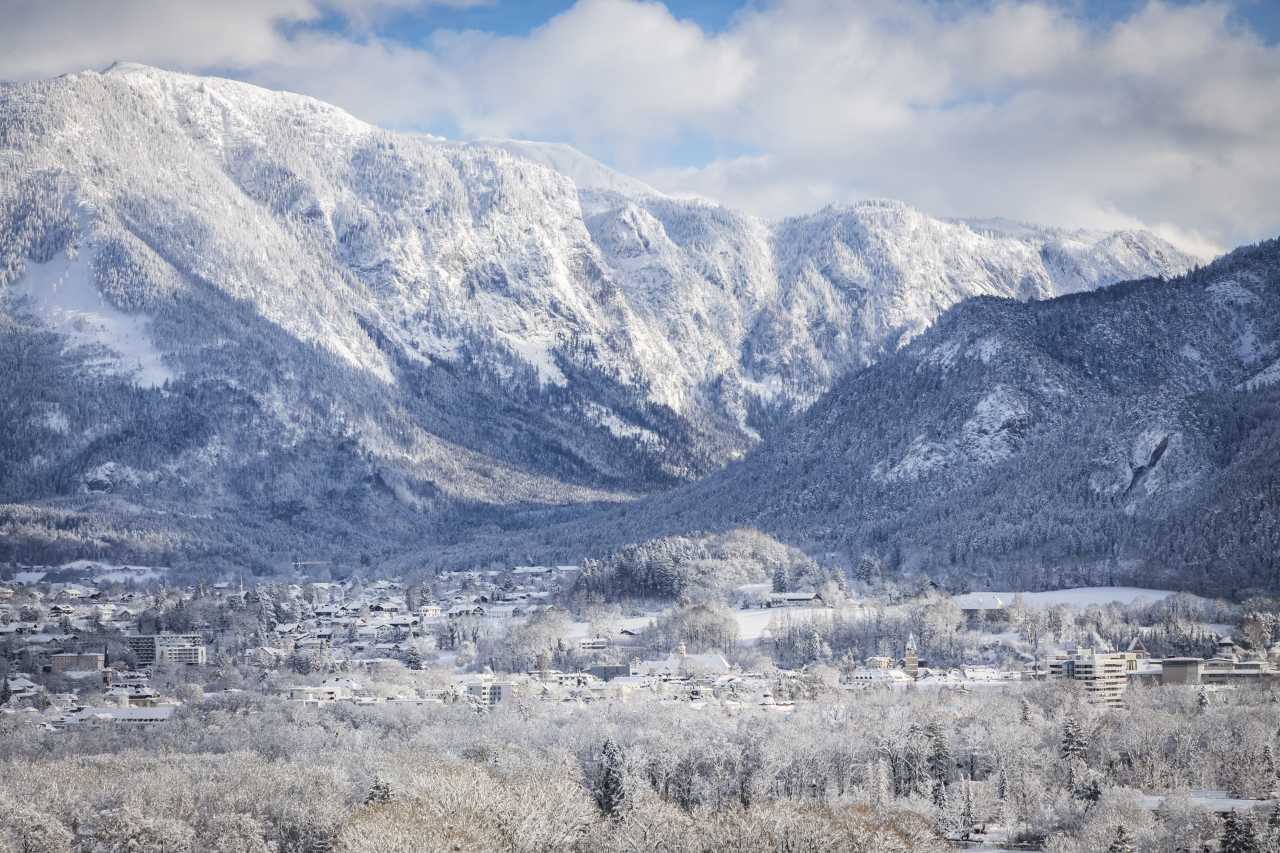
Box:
left=520, top=239, right=1280, bottom=596
left=0, top=64, right=1201, bottom=564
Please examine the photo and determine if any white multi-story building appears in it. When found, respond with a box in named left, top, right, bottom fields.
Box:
left=1047, top=649, right=1134, bottom=707
left=125, top=634, right=206, bottom=666
left=465, top=681, right=515, bottom=706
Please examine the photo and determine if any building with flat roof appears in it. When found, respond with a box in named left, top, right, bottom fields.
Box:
left=465, top=680, right=515, bottom=706
left=1128, top=656, right=1278, bottom=688
left=51, top=652, right=105, bottom=674
left=1047, top=649, right=1134, bottom=707
left=125, top=634, right=206, bottom=666
left=1159, top=657, right=1204, bottom=685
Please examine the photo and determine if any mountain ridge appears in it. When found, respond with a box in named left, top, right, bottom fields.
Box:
left=485, top=238, right=1280, bottom=595
left=0, top=63, right=1205, bottom=569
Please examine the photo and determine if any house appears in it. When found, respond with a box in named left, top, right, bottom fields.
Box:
left=287, top=677, right=365, bottom=704
left=630, top=644, right=730, bottom=681
left=845, top=667, right=914, bottom=687
left=1, top=674, right=39, bottom=702
left=60, top=705, right=177, bottom=726
left=512, top=566, right=555, bottom=577
left=107, top=684, right=161, bottom=707
left=766, top=591, right=824, bottom=608
left=578, top=636, right=610, bottom=652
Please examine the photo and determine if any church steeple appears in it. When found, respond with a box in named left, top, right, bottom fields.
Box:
left=904, top=633, right=919, bottom=679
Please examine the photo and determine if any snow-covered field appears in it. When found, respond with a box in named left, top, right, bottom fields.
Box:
left=8, top=251, right=174, bottom=388
left=565, top=613, right=661, bottom=639
left=952, top=586, right=1192, bottom=610
left=59, top=560, right=169, bottom=583
left=733, top=606, right=870, bottom=642
left=568, top=606, right=867, bottom=644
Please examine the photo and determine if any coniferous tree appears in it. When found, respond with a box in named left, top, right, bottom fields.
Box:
left=594, top=738, right=626, bottom=817
left=1060, top=715, right=1088, bottom=792
left=1220, top=811, right=1260, bottom=853
left=1106, top=825, right=1135, bottom=853
left=1266, top=804, right=1280, bottom=852
left=958, top=781, right=976, bottom=840
left=927, top=721, right=952, bottom=787
left=1060, top=716, right=1087, bottom=762
left=364, top=777, right=392, bottom=807
left=771, top=565, right=790, bottom=594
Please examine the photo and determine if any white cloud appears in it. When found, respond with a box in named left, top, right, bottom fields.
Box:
left=0, top=0, right=312, bottom=79
left=2, top=0, right=1277, bottom=254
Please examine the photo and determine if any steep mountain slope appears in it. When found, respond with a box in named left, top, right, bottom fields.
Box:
left=0, top=64, right=1199, bottom=566
left=532, top=239, right=1280, bottom=595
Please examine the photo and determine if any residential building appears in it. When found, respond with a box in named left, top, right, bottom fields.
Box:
left=1046, top=648, right=1133, bottom=707
left=125, top=634, right=206, bottom=666
left=767, top=592, right=824, bottom=608
left=286, top=677, right=374, bottom=705
left=51, top=652, right=105, bottom=674
left=630, top=644, right=730, bottom=681
left=60, top=705, right=177, bottom=726
left=466, top=680, right=516, bottom=705
left=845, top=667, right=914, bottom=687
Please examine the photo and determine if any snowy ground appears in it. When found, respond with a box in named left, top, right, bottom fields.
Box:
left=734, top=606, right=871, bottom=642
left=7, top=251, right=174, bottom=388
left=58, top=560, right=169, bottom=583
left=952, top=586, right=1192, bottom=610
left=567, top=606, right=866, bottom=645
left=565, top=613, right=661, bottom=639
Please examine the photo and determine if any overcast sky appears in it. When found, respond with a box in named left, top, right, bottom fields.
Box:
left=4, top=0, right=1279, bottom=256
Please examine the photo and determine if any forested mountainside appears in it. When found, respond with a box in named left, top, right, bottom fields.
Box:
left=0, top=63, right=1195, bottom=568
left=492, top=239, right=1280, bottom=597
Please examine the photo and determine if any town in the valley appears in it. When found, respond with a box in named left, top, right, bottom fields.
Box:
left=7, top=560, right=1274, bottom=722
left=5, top=556, right=1280, bottom=851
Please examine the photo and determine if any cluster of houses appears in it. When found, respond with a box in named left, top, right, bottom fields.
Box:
left=8, top=561, right=1280, bottom=727
left=0, top=563, right=220, bottom=728
left=250, top=566, right=584, bottom=664
left=276, top=641, right=843, bottom=713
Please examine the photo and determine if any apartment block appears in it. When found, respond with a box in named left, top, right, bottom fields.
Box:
left=1046, top=649, right=1134, bottom=707
left=125, top=634, right=206, bottom=666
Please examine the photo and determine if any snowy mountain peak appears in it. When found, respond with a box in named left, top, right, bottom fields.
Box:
left=476, top=139, right=662, bottom=199
left=0, top=66, right=1202, bottom=519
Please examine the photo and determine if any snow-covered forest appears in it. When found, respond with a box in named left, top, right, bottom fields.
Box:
left=3, top=680, right=1280, bottom=853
